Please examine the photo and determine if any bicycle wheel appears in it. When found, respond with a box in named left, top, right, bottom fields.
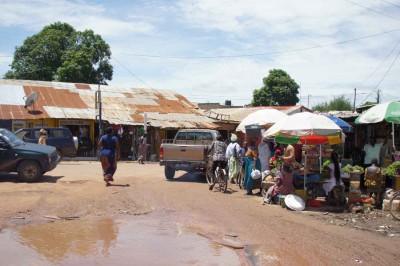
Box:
left=218, top=169, right=228, bottom=193
left=389, top=191, right=400, bottom=221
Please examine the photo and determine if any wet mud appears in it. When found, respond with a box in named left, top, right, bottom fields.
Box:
left=0, top=213, right=242, bottom=265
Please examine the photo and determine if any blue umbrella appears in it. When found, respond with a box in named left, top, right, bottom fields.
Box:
left=322, top=114, right=353, bottom=133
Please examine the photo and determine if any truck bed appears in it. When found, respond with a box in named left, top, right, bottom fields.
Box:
left=162, top=143, right=207, bottom=162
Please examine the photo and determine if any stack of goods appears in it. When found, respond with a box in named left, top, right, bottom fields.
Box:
left=302, top=146, right=319, bottom=171
left=348, top=171, right=363, bottom=204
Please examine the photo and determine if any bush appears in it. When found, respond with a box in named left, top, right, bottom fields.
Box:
left=382, top=161, right=400, bottom=178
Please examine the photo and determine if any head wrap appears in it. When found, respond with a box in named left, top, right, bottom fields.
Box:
left=231, top=133, right=238, bottom=142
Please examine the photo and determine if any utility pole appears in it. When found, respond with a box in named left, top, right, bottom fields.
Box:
left=353, top=88, right=356, bottom=111
left=377, top=89, right=380, bottom=104
left=95, top=76, right=103, bottom=136
left=307, top=94, right=311, bottom=108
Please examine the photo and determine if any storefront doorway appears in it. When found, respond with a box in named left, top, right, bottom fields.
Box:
left=59, top=120, right=93, bottom=156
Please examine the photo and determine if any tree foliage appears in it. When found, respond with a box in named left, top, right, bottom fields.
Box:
left=313, top=95, right=352, bottom=112
left=360, top=101, right=376, bottom=107
left=4, top=22, right=113, bottom=84
left=251, top=69, right=300, bottom=106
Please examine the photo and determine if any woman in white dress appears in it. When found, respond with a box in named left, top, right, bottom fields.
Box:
left=323, top=151, right=344, bottom=196
left=258, top=138, right=271, bottom=172
left=226, top=133, right=241, bottom=183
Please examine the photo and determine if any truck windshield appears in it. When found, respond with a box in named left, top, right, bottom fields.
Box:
left=0, top=129, right=24, bottom=147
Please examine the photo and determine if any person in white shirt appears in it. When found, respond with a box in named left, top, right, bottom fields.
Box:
left=363, top=136, right=384, bottom=166
left=258, top=138, right=271, bottom=172
left=226, top=133, right=241, bottom=184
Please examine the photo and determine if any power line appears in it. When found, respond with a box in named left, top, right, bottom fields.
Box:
left=359, top=41, right=400, bottom=105
left=111, top=56, right=155, bottom=90
left=379, top=0, right=400, bottom=9
left=357, top=38, right=400, bottom=87
left=114, top=28, right=400, bottom=59
left=345, top=0, right=400, bottom=22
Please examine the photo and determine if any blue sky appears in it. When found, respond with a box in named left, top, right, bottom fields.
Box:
left=1, top=0, right=400, bottom=108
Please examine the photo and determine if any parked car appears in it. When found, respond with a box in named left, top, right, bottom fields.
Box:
left=15, top=127, right=77, bottom=158
left=0, top=128, right=60, bottom=182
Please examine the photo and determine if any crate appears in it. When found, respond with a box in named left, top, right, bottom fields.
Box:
left=382, top=199, right=400, bottom=211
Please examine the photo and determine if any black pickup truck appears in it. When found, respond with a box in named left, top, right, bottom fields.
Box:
left=0, top=128, right=60, bottom=182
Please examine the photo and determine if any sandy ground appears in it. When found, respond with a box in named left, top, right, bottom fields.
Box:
left=0, top=161, right=399, bottom=265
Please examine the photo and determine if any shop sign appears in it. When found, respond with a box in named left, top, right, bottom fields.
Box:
left=12, top=120, right=26, bottom=132
left=60, top=120, right=91, bottom=126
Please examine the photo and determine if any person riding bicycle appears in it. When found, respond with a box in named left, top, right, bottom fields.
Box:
left=207, top=134, right=227, bottom=190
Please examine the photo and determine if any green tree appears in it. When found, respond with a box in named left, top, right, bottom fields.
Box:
left=360, top=101, right=376, bottom=107
left=4, top=22, right=113, bottom=84
left=251, top=69, right=300, bottom=106
left=313, top=102, right=329, bottom=112
left=313, top=96, right=352, bottom=112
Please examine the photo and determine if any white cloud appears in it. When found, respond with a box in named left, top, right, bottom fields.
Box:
left=0, top=0, right=155, bottom=37
left=2, top=0, right=400, bottom=108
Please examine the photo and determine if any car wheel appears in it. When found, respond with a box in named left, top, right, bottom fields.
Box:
left=165, top=166, right=175, bottom=180
left=17, top=160, right=42, bottom=182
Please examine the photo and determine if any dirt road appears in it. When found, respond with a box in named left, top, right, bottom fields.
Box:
left=0, top=161, right=399, bottom=265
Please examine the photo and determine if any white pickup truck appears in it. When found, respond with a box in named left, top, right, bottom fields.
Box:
left=159, top=129, right=220, bottom=179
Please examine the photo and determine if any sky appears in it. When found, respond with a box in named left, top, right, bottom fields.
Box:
left=1, top=0, right=400, bottom=108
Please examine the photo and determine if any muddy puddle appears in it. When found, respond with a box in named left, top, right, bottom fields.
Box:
left=0, top=215, right=241, bottom=265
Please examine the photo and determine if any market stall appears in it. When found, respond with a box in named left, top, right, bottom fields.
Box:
left=264, top=112, right=343, bottom=206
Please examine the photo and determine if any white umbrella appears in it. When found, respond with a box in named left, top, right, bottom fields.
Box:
left=236, top=109, right=288, bottom=132
left=264, top=112, right=342, bottom=137
left=263, top=112, right=342, bottom=190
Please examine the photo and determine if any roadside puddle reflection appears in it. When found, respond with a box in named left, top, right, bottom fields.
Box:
left=0, top=216, right=241, bottom=265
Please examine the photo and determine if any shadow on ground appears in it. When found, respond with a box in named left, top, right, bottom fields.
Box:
left=168, top=172, right=207, bottom=183
left=0, top=173, right=64, bottom=183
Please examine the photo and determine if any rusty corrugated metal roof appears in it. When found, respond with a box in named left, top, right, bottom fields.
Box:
left=0, top=79, right=217, bottom=129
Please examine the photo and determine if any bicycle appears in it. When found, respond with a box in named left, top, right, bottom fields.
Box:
left=208, top=161, right=228, bottom=193
left=389, top=189, right=400, bottom=220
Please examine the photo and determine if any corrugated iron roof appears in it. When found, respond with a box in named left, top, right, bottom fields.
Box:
left=0, top=79, right=217, bottom=129
left=316, top=110, right=360, bottom=119
left=203, top=106, right=310, bottom=123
